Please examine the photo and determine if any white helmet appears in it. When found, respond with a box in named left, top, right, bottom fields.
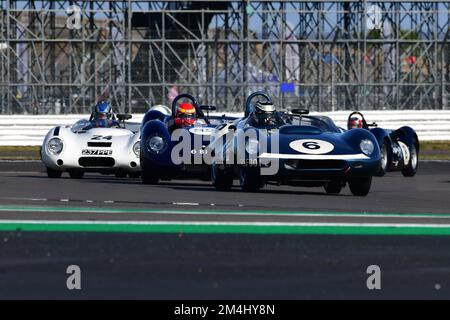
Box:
left=150, top=105, right=171, bottom=116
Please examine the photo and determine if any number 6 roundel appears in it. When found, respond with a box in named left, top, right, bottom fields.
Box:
left=289, top=139, right=335, bottom=155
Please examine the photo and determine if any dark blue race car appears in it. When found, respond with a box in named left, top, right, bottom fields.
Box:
left=139, top=93, right=235, bottom=184
left=211, top=92, right=382, bottom=196
left=347, top=112, right=419, bottom=177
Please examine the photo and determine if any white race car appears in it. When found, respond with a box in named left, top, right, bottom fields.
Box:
left=41, top=114, right=141, bottom=179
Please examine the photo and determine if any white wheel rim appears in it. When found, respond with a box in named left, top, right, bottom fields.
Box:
left=411, top=145, right=418, bottom=170
left=381, top=144, right=388, bottom=170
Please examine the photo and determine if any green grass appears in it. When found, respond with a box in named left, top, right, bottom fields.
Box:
left=0, top=146, right=40, bottom=152
left=0, top=146, right=40, bottom=160
left=0, top=142, right=449, bottom=161
left=420, top=141, right=450, bottom=151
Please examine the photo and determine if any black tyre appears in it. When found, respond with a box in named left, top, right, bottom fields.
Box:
left=141, top=171, right=159, bottom=185
left=349, top=177, right=372, bottom=197
left=211, top=164, right=234, bottom=191
left=68, top=170, right=84, bottom=179
left=324, top=181, right=343, bottom=194
left=115, top=171, right=128, bottom=178
left=376, top=141, right=390, bottom=177
left=46, top=167, right=62, bottom=179
left=238, top=166, right=263, bottom=192
left=402, top=141, right=419, bottom=177
left=128, top=172, right=141, bottom=179
left=140, top=156, right=159, bottom=185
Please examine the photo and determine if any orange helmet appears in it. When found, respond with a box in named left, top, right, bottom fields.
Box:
left=175, top=102, right=196, bottom=127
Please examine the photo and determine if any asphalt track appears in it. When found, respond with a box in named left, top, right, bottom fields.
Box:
left=0, top=161, right=450, bottom=299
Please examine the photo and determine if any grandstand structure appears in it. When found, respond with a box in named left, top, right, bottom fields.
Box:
left=0, top=0, right=449, bottom=114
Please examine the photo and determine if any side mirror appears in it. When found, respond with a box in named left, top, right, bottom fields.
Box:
left=117, top=113, right=132, bottom=121
left=291, top=109, right=310, bottom=115
left=200, top=105, right=217, bottom=111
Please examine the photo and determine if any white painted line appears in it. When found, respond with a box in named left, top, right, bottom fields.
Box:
left=104, top=201, right=114, bottom=204
left=172, top=202, right=200, bottom=206
left=60, top=199, right=69, bottom=202
left=1, top=219, right=450, bottom=229
left=0, top=205, right=449, bottom=220
left=259, top=153, right=370, bottom=160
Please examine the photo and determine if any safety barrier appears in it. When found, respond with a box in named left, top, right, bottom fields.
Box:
left=0, top=111, right=449, bottom=146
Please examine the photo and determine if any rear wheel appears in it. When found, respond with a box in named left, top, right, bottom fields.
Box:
left=46, top=167, right=62, bottom=179
left=68, top=170, right=84, bottom=179
left=239, top=167, right=263, bottom=192
left=324, top=181, right=343, bottom=194
left=349, top=177, right=372, bottom=197
left=402, top=141, right=419, bottom=177
left=376, top=141, right=390, bottom=177
left=211, top=164, right=234, bottom=191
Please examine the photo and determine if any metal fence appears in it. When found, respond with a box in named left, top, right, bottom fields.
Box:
left=0, top=1, right=449, bottom=114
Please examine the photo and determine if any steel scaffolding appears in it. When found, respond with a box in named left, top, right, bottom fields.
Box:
left=0, top=1, right=449, bottom=114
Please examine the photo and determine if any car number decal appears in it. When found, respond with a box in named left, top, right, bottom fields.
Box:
left=82, top=149, right=113, bottom=156
left=91, top=135, right=113, bottom=141
left=289, top=139, right=335, bottom=155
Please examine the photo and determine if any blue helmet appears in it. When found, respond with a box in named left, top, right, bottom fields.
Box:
left=94, top=101, right=113, bottom=119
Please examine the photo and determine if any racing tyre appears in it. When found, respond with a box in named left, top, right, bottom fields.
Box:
left=376, top=141, right=390, bottom=177
left=128, top=172, right=141, bottom=179
left=115, top=171, right=128, bottom=178
left=46, top=167, right=62, bottom=179
left=68, top=170, right=84, bottom=179
left=402, top=141, right=419, bottom=177
left=239, top=166, right=263, bottom=192
left=141, top=171, right=159, bottom=185
left=324, top=181, right=342, bottom=194
left=211, top=164, right=234, bottom=191
left=349, top=177, right=372, bottom=197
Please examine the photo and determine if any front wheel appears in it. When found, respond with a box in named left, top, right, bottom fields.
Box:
left=128, top=172, right=141, bottom=179
left=211, top=164, right=234, bottom=191
left=239, top=167, right=263, bottom=192
left=348, top=177, right=372, bottom=197
left=46, top=167, right=62, bottom=178
left=324, top=181, right=343, bottom=194
left=68, top=170, right=84, bottom=179
left=115, top=171, right=128, bottom=178
left=402, top=141, right=419, bottom=177
left=141, top=171, right=159, bottom=185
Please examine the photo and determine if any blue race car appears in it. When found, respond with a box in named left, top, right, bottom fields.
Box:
left=211, top=92, right=381, bottom=196
left=347, top=112, right=419, bottom=177
left=139, top=93, right=235, bottom=184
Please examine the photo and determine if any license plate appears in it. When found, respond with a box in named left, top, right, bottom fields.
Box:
left=82, top=149, right=113, bottom=156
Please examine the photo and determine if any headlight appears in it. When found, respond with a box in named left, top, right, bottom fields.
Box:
left=146, top=136, right=166, bottom=154
left=245, top=138, right=259, bottom=155
left=47, top=138, right=63, bottom=155
left=360, top=139, right=374, bottom=156
left=133, top=141, right=140, bottom=156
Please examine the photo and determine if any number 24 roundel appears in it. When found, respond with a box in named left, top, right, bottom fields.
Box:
left=289, top=139, right=335, bottom=155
